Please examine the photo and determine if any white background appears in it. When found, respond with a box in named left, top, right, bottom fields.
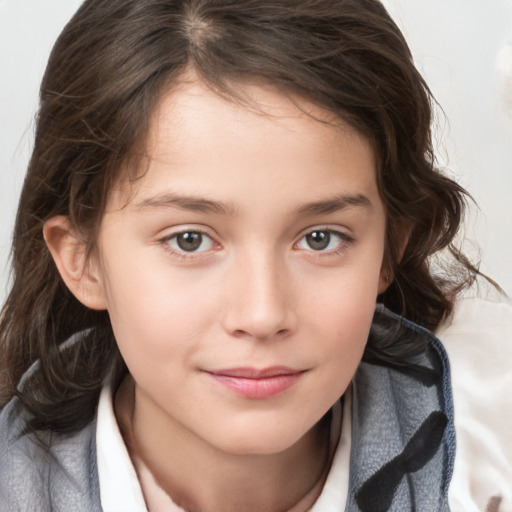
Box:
left=1, top=0, right=511, bottom=306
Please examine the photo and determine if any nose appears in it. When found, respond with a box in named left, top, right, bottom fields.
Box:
left=221, top=251, right=297, bottom=341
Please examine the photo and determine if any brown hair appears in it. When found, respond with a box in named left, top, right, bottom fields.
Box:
left=0, top=0, right=476, bottom=433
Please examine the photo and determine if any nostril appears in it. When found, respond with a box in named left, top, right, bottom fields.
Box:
left=230, top=327, right=291, bottom=341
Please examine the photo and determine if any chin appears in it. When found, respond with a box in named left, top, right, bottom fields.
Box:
left=209, top=419, right=315, bottom=457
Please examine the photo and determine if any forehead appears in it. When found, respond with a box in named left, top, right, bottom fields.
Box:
left=109, top=78, right=378, bottom=211
left=150, top=77, right=362, bottom=150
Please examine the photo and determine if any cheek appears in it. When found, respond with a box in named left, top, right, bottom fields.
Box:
left=299, top=257, right=381, bottom=370
left=303, top=260, right=381, bottom=328
left=100, top=252, right=218, bottom=367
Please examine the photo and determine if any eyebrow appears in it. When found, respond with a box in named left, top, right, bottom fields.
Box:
left=135, top=193, right=237, bottom=215
left=135, top=192, right=372, bottom=216
left=297, top=193, right=373, bottom=215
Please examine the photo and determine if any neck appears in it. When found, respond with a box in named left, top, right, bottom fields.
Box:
left=115, top=377, right=333, bottom=512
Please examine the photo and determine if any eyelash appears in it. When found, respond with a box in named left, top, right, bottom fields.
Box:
left=158, top=227, right=355, bottom=260
left=295, top=228, right=355, bottom=256
left=159, top=229, right=218, bottom=260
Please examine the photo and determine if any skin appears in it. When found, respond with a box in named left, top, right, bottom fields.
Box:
left=46, top=77, right=389, bottom=511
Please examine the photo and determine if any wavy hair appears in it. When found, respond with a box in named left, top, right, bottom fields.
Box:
left=0, top=0, right=476, bottom=432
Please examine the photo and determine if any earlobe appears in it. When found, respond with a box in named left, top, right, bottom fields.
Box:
left=43, top=216, right=108, bottom=310
left=378, top=270, right=391, bottom=294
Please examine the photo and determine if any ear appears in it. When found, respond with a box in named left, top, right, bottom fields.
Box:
left=43, top=216, right=108, bottom=310
left=378, top=221, right=411, bottom=294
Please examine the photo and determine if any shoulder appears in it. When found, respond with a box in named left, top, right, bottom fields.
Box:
left=0, top=397, right=49, bottom=510
left=435, top=293, right=512, bottom=512
left=0, top=397, right=37, bottom=477
left=0, top=397, right=102, bottom=512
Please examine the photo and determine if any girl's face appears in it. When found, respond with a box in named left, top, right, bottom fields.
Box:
left=92, top=79, right=387, bottom=455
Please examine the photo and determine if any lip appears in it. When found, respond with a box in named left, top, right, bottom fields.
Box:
left=205, top=366, right=305, bottom=399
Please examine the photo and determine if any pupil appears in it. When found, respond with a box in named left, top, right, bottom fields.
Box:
left=177, top=232, right=202, bottom=252
left=306, top=231, right=330, bottom=250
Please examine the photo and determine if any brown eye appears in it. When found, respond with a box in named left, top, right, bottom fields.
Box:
left=297, top=229, right=352, bottom=253
left=305, top=231, right=331, bottom=251
left=166, top=231, right=214, bottom=253
left=176, top=232, right=203, bottom=251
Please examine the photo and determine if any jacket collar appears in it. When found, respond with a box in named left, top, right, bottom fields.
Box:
left=347, top=307, right=455, bottom=512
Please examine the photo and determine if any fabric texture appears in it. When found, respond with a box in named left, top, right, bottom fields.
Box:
left=0, top=399, right=101, bottom=511
left=347, top=307, right=455, bottom=512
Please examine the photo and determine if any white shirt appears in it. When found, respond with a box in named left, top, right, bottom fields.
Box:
left=97, top=296, right=512, bottom=512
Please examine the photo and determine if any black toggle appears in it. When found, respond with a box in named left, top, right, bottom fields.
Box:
left=355, top=411, right=448, bottom=512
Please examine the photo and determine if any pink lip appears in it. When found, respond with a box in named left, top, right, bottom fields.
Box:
left=206, top=366, right=304, bottom=399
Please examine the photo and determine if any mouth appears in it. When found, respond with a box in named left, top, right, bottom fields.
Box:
left=205, top=366, right=306, bottom=399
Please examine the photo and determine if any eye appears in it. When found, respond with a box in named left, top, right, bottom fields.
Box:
left=296, top=229, right=351, bottom=252
left=165, top=231, right=215, bottom=253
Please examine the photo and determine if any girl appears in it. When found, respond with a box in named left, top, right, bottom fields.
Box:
left=0, top=1, right=510, bottom=511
